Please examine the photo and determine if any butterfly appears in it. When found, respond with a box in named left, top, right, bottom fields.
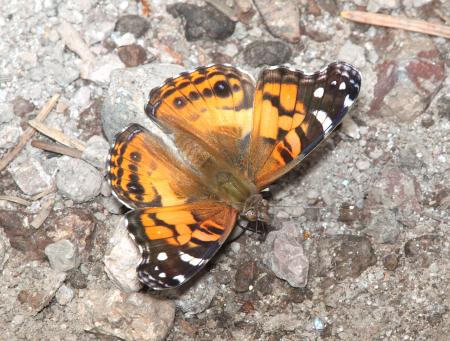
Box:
left=107, top=63, right=361, bottom=290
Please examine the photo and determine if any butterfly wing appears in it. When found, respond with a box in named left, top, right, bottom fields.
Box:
left=145, top=64, right=255, bottom=175
left=108, top=124, right=213, bottom=208
left=126, top=202, right=238, bottom=289
left=247, top=62, right=361, bottom=188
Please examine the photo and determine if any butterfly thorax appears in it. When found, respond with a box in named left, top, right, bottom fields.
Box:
left=241, top=193, right=270, bottom=223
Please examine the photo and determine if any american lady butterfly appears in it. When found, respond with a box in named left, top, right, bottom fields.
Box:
left=107, top=63, right=361, bottom=289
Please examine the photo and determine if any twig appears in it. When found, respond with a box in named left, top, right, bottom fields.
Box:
left=57, top=20, right=95, bottom=62
left=141, top=0, right=151, bottom=17
left=0, top=195, right=31, bottom=206
left=31, top=140, right=83, bottom=159
left=31, top=198, right=55, bottom=229
left=0, top=94, right=60, bottom=172
left=341, top=11, right=450, bottom=39
left=30, top=183, right=57, bottom=202
left=28, top=120, right=86, bottom=152
left=205, top=0, right=237, bottom=21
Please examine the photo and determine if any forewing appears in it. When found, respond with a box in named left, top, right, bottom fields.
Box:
left=126, top=202, right=238, bottom=289
left=108, top=124, right=212, bottom=208
left=247, top=62, right=361, bottom=188
left=145, top=64, right=255, bottom=174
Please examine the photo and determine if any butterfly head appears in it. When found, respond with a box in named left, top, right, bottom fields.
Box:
left=241, top=194, right=270, bottom=223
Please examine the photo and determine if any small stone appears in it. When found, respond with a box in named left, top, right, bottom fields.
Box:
left=9, top=158, right=53, bottom=196
left=80, top=54, right=125, bottom=84
left=115, top=15, right=150, bottom=38
left=104, top=217, right=142, bottom=292
left=118, top=44, right=147, bottom=67
left=55, top=284, right=74, bottom=305
left=0, top=103, right=14, bottom=124
left=313, top=317, right=325, bottom=331
left=243, top=40, right=292, bottom=67
left=253, top=0, right=300, bottom=43
left=263, top=224, right=309, bottom=287
left=79, top=288, right=175, bottom=341
left=234, top=259, right=257, bottom=292
left=421, top=114, right=434, bottom=128
left=356, top=159, right=371, bottom=170
left=0, top=123, right=22, bottom=149
left=0, top=228, right=11, bottom=270
left=367, top=0, right=399, bottom=12
left=15, top=262, right=66, bottom=316
left=112, top=32, right=136, bottom=47
left=175, top=273, right=218, bottom=317
left=100, top=196, right=123, bottom=214
left=383, top=254, right=399, bottom=271
left=44, top=239, right=80, bottom=272
left=341, top=116, right=360, bottom=139
left=310, top=235, right=377, bottom=281
left=12, top=96, right=35, bottom=116
left=56, top=156, right=102, bottom=203
left=66, top=270, right=88, bottom=289
left=404, top=235, right=440, bottom=259
left=263, top=313, right=304, bottom=332
left=168, top=3, right=236, bottom=41
left=337, top=40, right=366, bottom=69
left=70, top=86, right=91, bottom=109
left=81, top=135, right=110, bottom=169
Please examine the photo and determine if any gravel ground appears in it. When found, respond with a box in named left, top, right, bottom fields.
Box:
left=0, top=0, right=449, bottom=340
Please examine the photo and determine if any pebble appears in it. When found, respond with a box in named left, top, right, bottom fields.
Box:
left=341, top=116, right=361, bottom=139
left=253, top=0, right=300, bottom=43
left=263, top=224, right=309, bottom=287
left=118, top=44, right=147, bottom=67
left=0, top=103, right=14, bottom=124
left=310, top=235, right=377, bottom=281
left=356, top=159, right=371, bottom=171
left=313, top=317, right=325, bottom=331
left=234, top=259, right=257, bottom=292
left=56, top=156, right=102, bottom=203
left=367, top=0, right=399, bottom=12
left=100, top=196, right=123, bottom=214
left=70, top=86, right=91, bottom=109
left=0, top=229, right=11, bottom=271
left=175, top=273, right=218, bottom=317
left=104, top=217, right=142, bottom=292
left=44, top=239, right=80, bottom=272
left=79, top=288, right=175, bottom=341
left=243, top=40, right=292, bottom=67
left=111, top=32, right=136, bottom=47
left=12, top=96, right=35, bottom=116
left=81, top=135, right=110, bottom=169
left=0, top=123, right=22, bottom=149
left=55, top=284, right=74, bottom=305
left=15, top=261, right=66, bottom=316
left=80, top=54, right=125, bottom=84
left=101, top=63, right=184, bottom=141
left=167, top=3, right=236, bottom=41
left=337, top=41, right=366, bottom=69
left=115, top=14, right=150, bottom=38
left=9, top=158, right=53, bottom=196
left=383, top=254, right=399, bottom=271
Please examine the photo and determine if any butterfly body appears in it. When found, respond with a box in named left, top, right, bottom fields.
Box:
left=108, top=63, right=361, bottom=290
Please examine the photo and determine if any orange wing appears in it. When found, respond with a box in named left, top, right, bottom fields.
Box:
left=108, top=124, right=213, bottom=209
left=145, top=64, right=255, bottom=175
left=126, top=202, right=238, bottom=289
left=247, top=62, right=361, bottom=188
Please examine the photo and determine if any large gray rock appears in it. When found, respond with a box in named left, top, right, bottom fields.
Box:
left=263, top=223, right=309, bottom=288
left=79, top=288, right=175, bottom=341
left=56, top=156, right=102, bottom=202
left=101, top=63, right=185, bottom=141
left=44, top=239, right=80, bottom=272
left=104, top=217, right=142, bottom=292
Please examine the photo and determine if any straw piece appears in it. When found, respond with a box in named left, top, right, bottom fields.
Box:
left=31, top=140, right=83, bottom=159
left=28, top=120, right=86, bottom=152
left=341, top=10, right=450, bottom=39
left=0, top=195, right=31, bottom=206
left=0, top=94, right=60, bottom=172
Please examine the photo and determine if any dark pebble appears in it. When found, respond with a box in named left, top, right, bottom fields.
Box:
left=66, top=269, right=88, bottom=289
left=383, top=254, right=399, bottom=271
left=421, top=115, right=434, bottom=128
left=167, top=3, right=236, bottom=41
left=12, top=96, right=35, bottom=116
left=118, top=44, right=147, bottom=67
left=234, top=259, right=257, bottom=292
left=338, top=203, right=361, bottom=224
left=115, top=15, right=150, bottom=38
left=243, top=40, right=292, bottom=67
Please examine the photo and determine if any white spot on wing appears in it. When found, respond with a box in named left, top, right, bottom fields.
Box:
left=157, top=252, right=168, bottom=261
left=343, top=94, right=354, bottom=108
left=312, top=110, right=333, bottom=133
left=339, top=82, right=346, bottom=90
left=180, top=252, right=193, bottom=262
left=313, top=87, right=324, bottom=98
left=159, top=272, right=166, bottom=278
left=173, top=275, right=186, bottom=283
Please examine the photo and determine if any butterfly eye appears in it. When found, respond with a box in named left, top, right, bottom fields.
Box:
left=245, top=208, right=257, bottom=221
